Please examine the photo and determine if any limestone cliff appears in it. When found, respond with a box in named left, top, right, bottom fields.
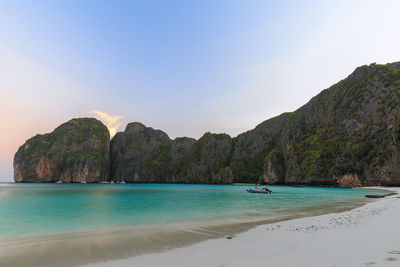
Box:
left=258, top=62, right=400, bottom=185
left=14, top=62, right=400, bottom=185
left=110, top=123, right=233, bottom=184
left=14, top=118, right=110, bottom=182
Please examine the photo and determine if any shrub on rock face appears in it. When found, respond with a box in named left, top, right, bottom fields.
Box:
left=337, top=174, right=362, bottom=188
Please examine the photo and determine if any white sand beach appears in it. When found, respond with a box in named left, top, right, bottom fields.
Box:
left=86, top=187, right=400, bottom=267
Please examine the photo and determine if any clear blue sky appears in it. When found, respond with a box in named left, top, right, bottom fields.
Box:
left=1, top=0, right=400, bottom=181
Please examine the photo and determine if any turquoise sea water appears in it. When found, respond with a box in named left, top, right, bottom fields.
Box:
left=0, top=183, right=378, bottom=240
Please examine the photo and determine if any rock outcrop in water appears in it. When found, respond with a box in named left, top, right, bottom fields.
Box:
left=14, top=62, right=400, bottom=185
left=14, top=118, right=110, bottom=183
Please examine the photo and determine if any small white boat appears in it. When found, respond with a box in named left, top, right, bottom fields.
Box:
left=120, top=181, right=126, bottom=184
left=99, top=181, right=109, bottom=184
left=81, top=181, right=87, bottom=184
left=110, top=181, right=114, bottom=184
left=56, top=181, right=63, bottom=184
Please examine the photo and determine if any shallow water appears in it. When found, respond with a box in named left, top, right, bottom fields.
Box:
left=0, top=183, right=376, bottom=239
left=0, top=183, right=379, bottom=266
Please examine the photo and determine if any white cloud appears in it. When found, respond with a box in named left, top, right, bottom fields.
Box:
left=89, top=110, right=123, bottom=138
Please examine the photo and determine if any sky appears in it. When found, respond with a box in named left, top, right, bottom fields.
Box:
left=1, top=0, right=400, bottom=181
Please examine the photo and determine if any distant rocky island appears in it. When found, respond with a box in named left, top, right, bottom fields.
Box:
left=14, top=62, right=400, bottom=185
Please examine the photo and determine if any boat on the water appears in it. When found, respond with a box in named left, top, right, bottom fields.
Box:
left=246, top=188, right=272, bottom=194
left=56, top=181, right=63, bottom=184
left=365, top=192, right=397, bottom=198
left=81, top=181, right=87, bottom=184
left=365, top=194, right=385, bottom=198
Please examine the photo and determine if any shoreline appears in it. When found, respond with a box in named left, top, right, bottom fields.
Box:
left=7, top=181, right=400, bottom=187
left=83, top=187, right=400, bottom=267
left=0, top=198, right=373, bottom=267
left=0, top=186, right=382, bottom=267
